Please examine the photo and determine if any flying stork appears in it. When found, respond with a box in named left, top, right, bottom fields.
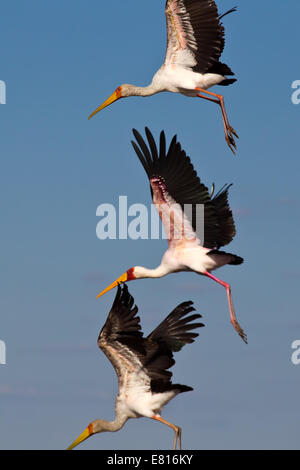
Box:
left=96, top=128, right=247, bottom=343
left=89, top=0, right=239, bottom=154
left=68, top=284, right=204, bottom=450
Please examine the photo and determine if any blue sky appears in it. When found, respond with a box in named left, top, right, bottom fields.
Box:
left=0, top=0, right=300, bottom=450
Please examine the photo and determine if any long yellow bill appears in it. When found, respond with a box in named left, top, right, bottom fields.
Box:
left=96, top=271, right=129, bottom=299
left=88, top=87, right=122, bottom=120
left=67, top=426, right=92, bottom=450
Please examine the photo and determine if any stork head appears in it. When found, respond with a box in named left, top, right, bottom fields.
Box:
left=67, top=420, right=108, bottom=450
left=88, top=84, right=138, bottom=119
left=96, top=268, right=136, bottom=299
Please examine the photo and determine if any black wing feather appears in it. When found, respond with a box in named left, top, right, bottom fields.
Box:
left=99, top=286, right=204, bottom=395
left=132, top=127, right=236, bottom=249
left=165, top=0, right=236, bottom=76
left=211, top=184, right=236, bottom=247
left=144, top=300, right=204, bottom=393
left=148, top=301, right=204, bottom=351
left=98, top=284, right=144, bottom=354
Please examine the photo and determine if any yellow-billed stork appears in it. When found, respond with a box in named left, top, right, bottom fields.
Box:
left=89, top=0, right=239, bottom=153
left=96, top=128, right=246, bottom=343
left=68, top=284, right=204, bottom=450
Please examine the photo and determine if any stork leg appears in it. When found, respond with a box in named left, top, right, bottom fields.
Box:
left=204, top=271, right=247, bottom=343
left=195, top=88, right=238, bottom=154
left=152, top=415, right=182, bottom=450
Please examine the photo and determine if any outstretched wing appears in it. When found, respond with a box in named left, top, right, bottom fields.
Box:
left=98, top=285, right=145, bottom=384
left=143, top=301, right=204, bottom=392
left=148, top=301, right=204, bottom=351
left=210, top=183, right=236, bottom=248
left=164, top=0, right=233, bottom=74
left=131, top=127, right=236, bottom=249
left=99, top=286, right=204, bottom=395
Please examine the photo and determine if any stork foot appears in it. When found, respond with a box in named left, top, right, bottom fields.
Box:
left=225, top=126, right=239, bottom=155
left=230, top=126, right=239, bottom=139
left=232, top=319, right=248, bottom=344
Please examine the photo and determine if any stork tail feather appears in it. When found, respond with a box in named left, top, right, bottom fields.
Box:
left=208, top=250, right=244, bottom=266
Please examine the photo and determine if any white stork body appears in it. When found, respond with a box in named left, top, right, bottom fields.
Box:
left=161, top=244, right=230, bottom=274
left=97, top=128, right=247, bottom=343
left=89, top=0, right=239, bottom=153
left=151, top=66, right=225, bottom=95
left=116, top=382, right=177, bottom=420
left=68, top=285, right=204, bottom=450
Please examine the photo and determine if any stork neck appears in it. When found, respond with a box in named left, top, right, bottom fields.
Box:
left=129, top=83, right=162, bottom=97
left=97, top=414, right=128, bottom=433
left=134, top=264, right=170, bottom=279
left=108, top=414, right=128, bottom=432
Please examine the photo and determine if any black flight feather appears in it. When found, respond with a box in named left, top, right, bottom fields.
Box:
left=98, top=285, right=204, bottom=396
left=131, top=127, right=236, bottom=249
left=165, top=0, right=237, bottom=83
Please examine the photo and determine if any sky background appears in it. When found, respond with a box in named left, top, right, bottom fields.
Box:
left=1, top=0, right=300, bottom=450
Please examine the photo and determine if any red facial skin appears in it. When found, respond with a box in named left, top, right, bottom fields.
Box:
left=126, top=267, right=136, bottom=281
left=88, top=422, right=94, bottom=436
left=115, top=86, right=122, bottom=99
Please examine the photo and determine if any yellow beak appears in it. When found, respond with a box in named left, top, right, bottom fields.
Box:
left=88, top=88, right=122, bottom=120
left=67, top=426, right=92, bottom=450
left=96, top=272, right=129, bottom=299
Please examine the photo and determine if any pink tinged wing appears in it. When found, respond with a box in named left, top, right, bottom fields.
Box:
left=165, top=0, right=196, bottom=68
left=164, top=0, right=226, bottom=74
left=150, top=176, right=199, bottom=247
